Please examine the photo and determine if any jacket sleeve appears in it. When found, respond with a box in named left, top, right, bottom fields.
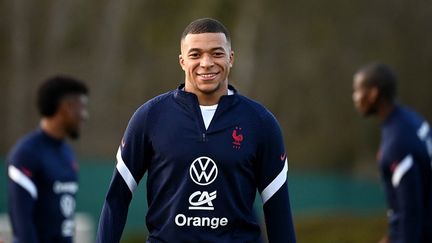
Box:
left=255, top=112, right=296, bottom=243
left=7, top=149, right=39, bottom=243
left=96, top=105, right=152, bottom=243
left=390, top=154, right=422, bottom=243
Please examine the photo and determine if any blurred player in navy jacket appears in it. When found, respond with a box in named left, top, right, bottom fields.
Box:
left=7, top=76, right=89, bottom=243
left=96, top=18, right=296, bottom=243
left=352, top=63, right=432, bottom=243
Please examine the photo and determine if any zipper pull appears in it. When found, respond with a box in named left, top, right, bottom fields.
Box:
left=202, top=133, right=207, bottom=142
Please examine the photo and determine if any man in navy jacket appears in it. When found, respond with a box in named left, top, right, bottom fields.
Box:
left=97, top=18, right=296, bottom=243
left=352, top=63, right=432, bottom=243
left=8, top=76, right=89, bottom=243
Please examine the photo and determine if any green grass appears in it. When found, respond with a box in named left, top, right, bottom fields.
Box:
left=295, top=215, right=387, bottom=243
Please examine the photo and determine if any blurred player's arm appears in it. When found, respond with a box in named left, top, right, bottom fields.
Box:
left=7, top=152, right=39, bottom=243
left=391, top=154, right=422, bottom=243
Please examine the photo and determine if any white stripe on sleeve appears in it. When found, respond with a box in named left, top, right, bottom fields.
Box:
left=261, top=159, right=288, bottom=204
left=417, top=122, right=430, bottom=141
left=116, top=146, right=137, bottom=193
left=392, top=155, right=413, bottom=187
left=8, top=165, right=38, bottom=199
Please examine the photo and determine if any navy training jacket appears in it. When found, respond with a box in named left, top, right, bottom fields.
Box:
left=97, top=85, right=296, bottom=243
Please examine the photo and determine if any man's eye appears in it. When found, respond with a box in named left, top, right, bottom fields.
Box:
left=213, top=52, right=224, bottom=57
left=189, top=53, right=200, bottom=58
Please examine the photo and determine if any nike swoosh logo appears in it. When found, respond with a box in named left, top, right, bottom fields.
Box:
left=280, top=153, right=287, bottom=161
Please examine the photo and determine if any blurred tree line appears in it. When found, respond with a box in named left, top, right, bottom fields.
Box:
left=0, top=0, right=431, bottom=173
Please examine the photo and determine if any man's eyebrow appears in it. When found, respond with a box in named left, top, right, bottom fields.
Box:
left=187, top=47, right=226, bottom=53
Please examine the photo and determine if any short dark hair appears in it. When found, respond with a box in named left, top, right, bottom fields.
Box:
left=181, top=18, right=231, bottom=44
left=37, top=75, right=89, bottom=117
left=356, top=63, right=398, bottom=102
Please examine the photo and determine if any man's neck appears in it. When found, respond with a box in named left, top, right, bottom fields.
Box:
left=376, top=101, right=396, bottom=123
left=196, top=92, right=226, bottom=106
left=40, top=118, right=66, bottom=140
left=184, top=85, right=228, bottom=105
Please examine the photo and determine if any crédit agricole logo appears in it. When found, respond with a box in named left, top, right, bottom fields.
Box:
left=175, top=156, right=228, bottom=229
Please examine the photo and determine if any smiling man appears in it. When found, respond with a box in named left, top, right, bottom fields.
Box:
left=179, top=25, right=233, bottom=105
left=96, top=18, right=296, bottom=243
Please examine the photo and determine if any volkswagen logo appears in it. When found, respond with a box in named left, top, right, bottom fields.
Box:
left=189, top=156, right=218, bottom=186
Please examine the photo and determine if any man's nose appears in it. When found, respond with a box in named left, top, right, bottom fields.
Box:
left=200, top=54, right=214, bottom=67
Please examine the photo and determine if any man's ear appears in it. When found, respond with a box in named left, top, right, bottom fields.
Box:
left=369, top=86, right=380, bottom=103
left=59, top=96, right=76, bottom=116
left=179, top=54, right=185, bottom=71
left=229, top=51, right=234, bottom=67
left=55, top=99, right=70, bottom=119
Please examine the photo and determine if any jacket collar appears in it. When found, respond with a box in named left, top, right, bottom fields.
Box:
left=173, top=83, right=239, bottom=107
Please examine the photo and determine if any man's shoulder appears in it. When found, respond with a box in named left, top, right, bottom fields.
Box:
left=393, top=105, right=425, bottom=128
left=386, top=106, right=428, bottom=144
left=12, top=130, right=43, bottom=148
left=8, top=130, right=43, bottom=164
left=236, top=94, right=278, bottom=123
left=126, top=90, right=176, bottom=127
left=134, top=90, right=175, bottom=113
left=381, top=106, right=424, bottom=160
left=237, top=94, right=272, bottom=115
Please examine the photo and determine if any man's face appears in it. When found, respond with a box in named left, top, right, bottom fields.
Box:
left=179, top=32, right=234, bottom=100
left=352, top=72, right=378, bottom=116
left=62, top=94, right=89, bottom=139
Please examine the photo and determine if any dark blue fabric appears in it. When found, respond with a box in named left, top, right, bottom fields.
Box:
left=7, top=129, right=78, bottom=243
left=97, top=85, right=296, bottom=243
left=379, top=105, right=432, bottom=243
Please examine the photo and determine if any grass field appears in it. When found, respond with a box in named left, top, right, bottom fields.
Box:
left=120, top=215, right=387, bottom=243
left=295, top=215, right=387, bottom=243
